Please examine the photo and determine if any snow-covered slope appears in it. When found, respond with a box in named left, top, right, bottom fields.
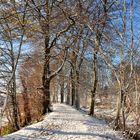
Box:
left=2, top=103, right=125, bottom=140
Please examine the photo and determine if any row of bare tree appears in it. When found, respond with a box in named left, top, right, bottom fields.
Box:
left=0, top=0, right=140, bottom=138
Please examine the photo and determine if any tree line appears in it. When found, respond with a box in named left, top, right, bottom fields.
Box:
left=0, top=0, right=140, bottom=138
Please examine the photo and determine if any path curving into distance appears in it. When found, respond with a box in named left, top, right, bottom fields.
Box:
left=3, top=103, right=125, bottom=140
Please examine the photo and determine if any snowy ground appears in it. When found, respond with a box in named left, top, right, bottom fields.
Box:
left=2, top=103, right=125, bottom=140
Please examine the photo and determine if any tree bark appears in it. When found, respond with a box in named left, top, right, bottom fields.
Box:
left=10, top=53, right=20, bottom=131
left=60, top=81, right=64, bottom=103
left=66, top=84, right=70, bottom=105
left=89, top=51, right=98, bottom=116
left=42, top=78, right=52, bottom=114
left=71, top=69, right=75, bottom=106
left=75, top=70, right=80, bottom=109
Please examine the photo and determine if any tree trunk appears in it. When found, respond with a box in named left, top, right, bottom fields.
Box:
left=71, top=69, right=75, bottom=106
left=42, top=78, right=52, bottom=114
left=89, top=51, right=98, bottom=116
left=75, top=70, right=80, bottom=109
left=66, top=84, right=70, bottom=105
left=115, top=89, right=126, bottom=130
left=122, top=92, right=126, bottom=131
left=134, top=72, right=139, bottom=125
left=115, top=60, right=126, bottom=131
left=60, top=81, right=64, bottom=103
left=10, top=74, right=20, bottom=131
left=115, top=90, right=122, bottom=129
left=41, top=0, right=52, bottom=115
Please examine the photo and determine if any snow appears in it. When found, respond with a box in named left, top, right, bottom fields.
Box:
left=2, top=103, right=125, bottom=140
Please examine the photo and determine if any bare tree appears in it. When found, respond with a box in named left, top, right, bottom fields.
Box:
left=0, top=0, right=27, bottom=131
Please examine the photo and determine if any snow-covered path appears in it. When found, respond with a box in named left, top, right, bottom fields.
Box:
left=3, top=104, right=125, bottom=140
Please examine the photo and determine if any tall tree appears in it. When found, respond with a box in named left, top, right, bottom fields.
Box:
left=26, top=0, right=75, bottom=114
left=0, top=0, right=27, bottom=130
